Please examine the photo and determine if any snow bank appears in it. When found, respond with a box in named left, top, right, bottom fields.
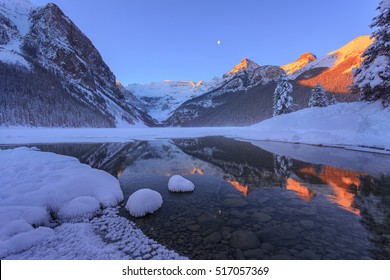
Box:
left=168, top=175, right=195, bottom=192
left=0, top=147, right=123, bottom=257
left=126, top=189, right=163, bottom=218
left=247, top=102, right=390, bottom=151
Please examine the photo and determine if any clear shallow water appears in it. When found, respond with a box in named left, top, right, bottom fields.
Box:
left=4, top=136, right=390, bottom=259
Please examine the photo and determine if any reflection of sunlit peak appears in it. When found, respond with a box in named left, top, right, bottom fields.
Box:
left=117, top=167, right=126, bottom=178
left=164, top=167, right=204, bottom=177
left=286, top=178, right=315, bottom=201
left=299, top=165, right=363, bottom=215
left=190, top=167, right=204, bottom=175
left=226, top=179, right=249, bottom=196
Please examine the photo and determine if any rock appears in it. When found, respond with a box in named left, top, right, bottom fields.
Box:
left=235, top=249, right=246, bottom=260
left=258, top=225, right=301, bottom=246
left=270, top=254, right=293, bottom=260
left=298, top=249, right=320, bottom=260
left=230, top=210, right=247, bottom=219
left=243, top=248, right=265, bottom=259
left=222, top=198, right=248, bottom=208
left=203, top=232, right=222, bottom=243
left=163, top=222, right=172, bottom=227
left=213, top=252, right=228, bottom=259
left=230, top=230, right=260, bottom=250
left=223, top=231, right=232, bottom=240
left=298, top=207, right=317, bottom=216
left=187, top=224, right=201, bottom=231
left=197, top=213, right=216, bottom=223
left=252, top=212, right=272, bottom=222
left=261, top=206, right=275, bottom=213
left=201, top=221, right=221, bottom=236
left=193, top=236, right=202, bottom=244
left=300, top=220, right=316, bottom=230
left=227, top=219, right=242, bottom=226
left=261, top=242, right=274, bottom=252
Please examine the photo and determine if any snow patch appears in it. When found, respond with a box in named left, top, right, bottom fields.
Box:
left=168, top=175, right=195, bottom=192
left=125, top=189, right=163, bottom=217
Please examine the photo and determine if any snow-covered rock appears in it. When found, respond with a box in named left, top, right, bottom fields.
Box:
left=168, top=175, right=195, bottom=192
left=58, top=196, right=101, bottom=222
left=125, top=189, right=163, bottom=217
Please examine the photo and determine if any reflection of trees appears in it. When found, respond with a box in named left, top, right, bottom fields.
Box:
left=28, top=141, right=152, bottom=177
left=173, top=137, right=279, bottom=193
left=273, top=155, right=292, bottom=188
left=356, top=175, right=390, bottom=259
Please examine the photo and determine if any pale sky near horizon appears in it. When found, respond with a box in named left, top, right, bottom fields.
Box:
left=31, top=0, right=378, bottom=85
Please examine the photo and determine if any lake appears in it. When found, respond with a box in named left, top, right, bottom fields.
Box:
left=4, top=136, right=390, bottom=259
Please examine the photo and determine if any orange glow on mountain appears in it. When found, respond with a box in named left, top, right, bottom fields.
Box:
left=298, top=166, right=364, bottom=215
left=286, top=178, right=315, bottom=201
left=282, top=52, right=316, bottom=75
left=297, top=36, right=373, bottom=93
left=226, top=58, right=252, bottom=75
left=226, top=179, right=249, bottom=196
left=297, top=56, right=362, bottom=93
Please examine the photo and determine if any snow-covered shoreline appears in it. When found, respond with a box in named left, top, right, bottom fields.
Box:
left=0, top=102, right=389, bottom=154
left=0, top=148, right=185, bottom=259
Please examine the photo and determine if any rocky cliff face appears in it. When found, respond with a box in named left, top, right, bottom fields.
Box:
left=0, top=0, right=154, bottom=127
left=164, top=59, right=285, bottom=126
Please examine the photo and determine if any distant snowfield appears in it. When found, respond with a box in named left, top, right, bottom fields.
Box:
left=0, top=101, right=389, bottom=153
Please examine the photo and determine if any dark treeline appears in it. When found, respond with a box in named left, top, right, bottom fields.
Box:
left=0, top=62, right=115, bottom=127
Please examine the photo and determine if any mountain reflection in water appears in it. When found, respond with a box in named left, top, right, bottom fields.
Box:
left=5, top=136, right=389, bottom=259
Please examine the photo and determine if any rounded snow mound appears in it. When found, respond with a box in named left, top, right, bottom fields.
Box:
left=125, top=189, right=163, bottom=218
left=168, top=175, right=195, bottom=192
left=58, top=196, right=101, bottom=222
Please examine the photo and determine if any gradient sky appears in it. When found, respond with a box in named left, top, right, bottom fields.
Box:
left=30, top=0, right=377, bottom=85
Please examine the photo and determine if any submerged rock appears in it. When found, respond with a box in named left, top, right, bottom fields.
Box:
left=230, top=230, right=260, bottom=250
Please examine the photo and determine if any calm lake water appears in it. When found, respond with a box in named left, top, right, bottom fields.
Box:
left=4, top=136, right=390, bottom=259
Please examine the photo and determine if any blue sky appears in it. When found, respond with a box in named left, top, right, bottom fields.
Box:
left=31, top=0, right=377, bottom=85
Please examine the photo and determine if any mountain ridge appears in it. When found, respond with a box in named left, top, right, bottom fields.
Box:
left=0, top=0, right=155, bottom=127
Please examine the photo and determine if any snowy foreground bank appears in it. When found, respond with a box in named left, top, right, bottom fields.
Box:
left=0, top=102, right=389, bottom=152
left=0, top=148, right=184, bottom=259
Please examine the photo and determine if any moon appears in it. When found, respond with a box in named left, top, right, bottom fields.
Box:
left=217, top=40, right=221, bottom=45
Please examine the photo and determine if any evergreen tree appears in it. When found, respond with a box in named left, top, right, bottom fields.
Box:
left=273, top=76, right=293, bottom=116
left=351, top=0, right=390, bottom=107
left=308, top=83, right=329, bottom=107
left=329, top=94, right=338, bottom=105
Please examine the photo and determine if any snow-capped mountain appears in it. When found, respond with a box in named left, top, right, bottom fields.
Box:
left=126, top=58, right=285, bottom=124
left=203, top=58, right=283, bottom=96
left=281, top=52, right=317, bottom=75
left=283, top=36, right=373, bottom=93
left=165, top=58, right=285, bottom=126
left=0, top=0, right=154, bottom=127
left=125, top=80, right=207, bottom=123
